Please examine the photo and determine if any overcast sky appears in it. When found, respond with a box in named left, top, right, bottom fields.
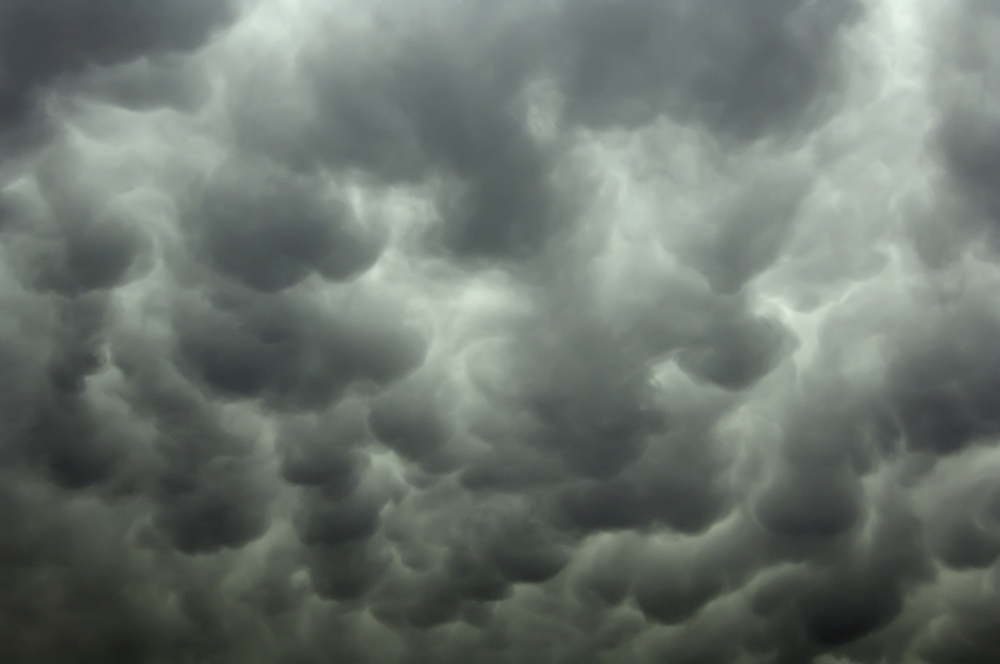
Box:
left=2, top=0, right=1000, bottom=662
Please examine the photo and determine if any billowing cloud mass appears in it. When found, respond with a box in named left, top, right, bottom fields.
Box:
left=3, top=0, right=1000, bottom=662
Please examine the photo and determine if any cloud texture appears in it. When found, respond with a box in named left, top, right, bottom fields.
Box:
left=2, top=0, right=1000, bottom=662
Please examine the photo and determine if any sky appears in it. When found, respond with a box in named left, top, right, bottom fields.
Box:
left=1, top=0, right=1000, bottom=662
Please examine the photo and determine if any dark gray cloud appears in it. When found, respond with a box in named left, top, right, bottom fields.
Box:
left=554, top=0, right=861, bottom=137
left=4, top=0, right=1000, bottom=662
left=0, top=0, right=234, bottom=147
left=188, top=158, right=383, bottom=291
left=1, top=148, right=153, bottom=296
left=173, top=286, right=426, bottom=408
left=887, top=299, right=1000, bottom=455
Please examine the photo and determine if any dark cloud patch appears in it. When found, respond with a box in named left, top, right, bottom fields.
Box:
left=754, top=462, right=863, bottom=538
left=279, top=401, right=370, bottom=490
left=116, top=345, right=255, bottom=468
left=44, top=293, right=108, bottom=395
left=458, top=446, right=565, bottom=493
left=369, top=375, right=453, bottom=462
left=292, top=449, right=403, bottom=551
left=296, top=486, right=383, bottom=547
left=780, top=394, right=886, bottom=471
left=374, top=494, right=573, bottom=629
left=917, top=577, right=1000, bottom=664
left=154, top=456, right=272, bottom=554
left=633, top=556, right=726, bottom=625
left=927, top=0, right=1000, bottom=262
left=0, top=472, right=287, bottom=664
left=556, top=427, right=729, bottom=536
left=229, top=0, right=856, bottom=265
left=459, top=288, right=735, bottom=551
left=305, top=537, right=393, bottom=601
left=888, top=304, right=1000, bottom=455
left=690, top=169, right=810, bottom=294
left=0, top=154, right=152, bottom=297
left=751, top=389, right=885, bottom=542
left=0, top=0, right=234, bottom=131
left=0, top=511, right=157, bottom=663
left=481, top=509, right=571, bottom=584
left=752, top=486, right=931, bottom=656
left=23, top=217, right=148, bottom=295
left=676, top=313, right=793, bottom=390
left=556, top=478, right=650, bottom=532
left=385, top=48, right=559, bottom=260
left=0, top=288, right=148, bottom=492
left=431, top=143, right=558, bottom=261
left=465, top=324, right=661, bottom=489
left=441, top=543, right=511, bottom=604
left=372, top=572, right=463, bottom=629
left=926, top=478, right=1000, bottom=569
left=554, top=0, right=860, bottom=137
left=189, top=159, right=382, bottom=292
left=226, top=0, right=858, bottom=273
left=571, top=535, right=641, bottom=608
left=526, top=382, right=663, bottom=480
left=907, top=186, right=981, bottom=270
left=508, top=325, right=668, bottom=479
left=938, top=107, right=1000, bottom=221
left=631, top=435, right=732, bottom=533
left=174, top=288, right=426, bottom=409
left=26, top=397, right=118, bottom=489
left=798, top=570, right=904, bottom=646
left=232, top=12, right=568, bottom=262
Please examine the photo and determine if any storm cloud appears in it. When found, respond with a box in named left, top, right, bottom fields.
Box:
left=2, top=0, right=1000, bottom=662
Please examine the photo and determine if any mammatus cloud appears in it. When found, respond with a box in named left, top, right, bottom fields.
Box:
left=2, top=0, right=1000, bottom=662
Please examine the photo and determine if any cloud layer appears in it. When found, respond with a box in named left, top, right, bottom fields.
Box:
left=3, top=0, right=1000, bottom=662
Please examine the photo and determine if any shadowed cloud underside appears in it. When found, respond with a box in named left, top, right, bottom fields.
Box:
left=3, top=0, right=1000, bottom=663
